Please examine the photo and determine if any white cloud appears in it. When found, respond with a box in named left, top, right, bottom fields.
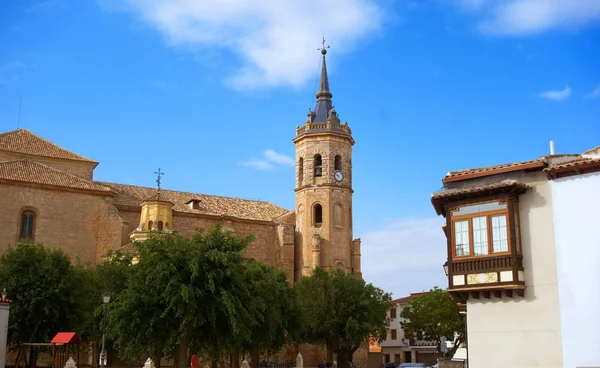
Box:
left=361, top=217, right=448, bottom=299
left=108, top=0, right=384, bottom=89
left=584, top=85, right=600, bottom=99
left=239, top=149, right=294, bottom=171
left=538, top=85, right=571, bottom=101
left=452, top=0, right=600, bottom=35
left=264, top=149, right=294, bottom=166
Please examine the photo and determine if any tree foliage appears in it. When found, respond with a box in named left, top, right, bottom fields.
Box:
left=238, top=261, right=297, bottom=359
left=294, top=268, right=391, bottom=368
left=107, top=224, right=292, bottom=368
left=400, top=287, right=465, bottom=358
left=0, top=243, right=95, bottom=346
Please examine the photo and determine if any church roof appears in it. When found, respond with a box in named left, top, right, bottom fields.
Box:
left=99, top=182, right=289, bottom=222
left=0, top=160, right=112, bottom=192
left=0, top=129, right=97, bottom=163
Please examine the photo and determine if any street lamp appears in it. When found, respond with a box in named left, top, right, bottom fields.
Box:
left=443, top=261, right=449, bottom=276
left=100, top=290, right=111, bottom=368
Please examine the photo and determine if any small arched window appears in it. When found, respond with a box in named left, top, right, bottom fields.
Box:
left=298, top=158, right=304, bottom=185
left=335, top=155, right=342, bottom=171
left=158, top=221, right=164, bottom=231
left=165, top=222, right=170, bottom=231
left=148, top=220, right=153, bottom=231
left=314, top=204, right=323, bottom=227
left=314, top=155, right=322, bottom=177
left=19, top=210, right=35, bottom=241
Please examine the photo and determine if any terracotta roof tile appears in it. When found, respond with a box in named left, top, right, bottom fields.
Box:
left=117, top=242, right=139, bottom=255
left=432, top=179, right=527, bottom=200
left=99, top=182, right=289, bottom=222
left=431, top=180, right=529, bottom=215
left=0, top=129, right=97, bottom=163
left=0, top=160, right=111, bottom=192
left=443, top=159, right=544, bottom=183
left=546, top=157, right=600, bottom=171
left=391, top=293, right=423, bottom=305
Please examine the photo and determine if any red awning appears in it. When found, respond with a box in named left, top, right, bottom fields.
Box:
left=50, top=332, right=82, bottom=344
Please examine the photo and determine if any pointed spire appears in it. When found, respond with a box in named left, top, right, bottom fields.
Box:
left=313, top=38, right=333, bottom=122
left=316, top=47, right=332, bottom=100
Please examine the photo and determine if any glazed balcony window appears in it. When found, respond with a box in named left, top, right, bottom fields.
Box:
left=451, top=201, right=515, bottom=258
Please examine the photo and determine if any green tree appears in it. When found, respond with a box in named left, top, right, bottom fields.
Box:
left=400, top=287, right=465, bottom=358
left=0, top=243, right=93, bottom=346
left=237, top=261, right=297, bottom=368
left=294, top=268, right=391, bottom=368
left=108, top=224, right=258, bottom=368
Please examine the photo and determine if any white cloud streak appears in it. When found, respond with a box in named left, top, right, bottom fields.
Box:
left=453, top=0, right=600, bottom=35
left=108, top=0, right=384, bottom=89
left=538, top=85, right=572, bottom=101
left=239, top=149, right=294, bottom=171
left=361, top=217, right=448, bottom=299
left=584, top=85, right=600, bottom=99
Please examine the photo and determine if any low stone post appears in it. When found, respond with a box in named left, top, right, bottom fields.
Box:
left=241, top=360, right=250, bottom=368
left=65, top=357, right=77, bottom=368
left=143, top=358, right=155, bottom=368
left=0, top=289, right=11, bottom=368
left=296, top=353, right=303, bottom=368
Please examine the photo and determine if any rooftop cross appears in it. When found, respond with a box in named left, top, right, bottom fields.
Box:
left=318, top=36, right=330, bottom=55
left=154, top=168, right=164, bottom=191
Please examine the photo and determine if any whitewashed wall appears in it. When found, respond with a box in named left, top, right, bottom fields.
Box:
left=467, top=172, right=563, bottom=368
left=551, top=171, right=600, bottom=368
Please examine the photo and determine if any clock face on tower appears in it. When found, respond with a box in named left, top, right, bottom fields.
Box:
left=334, top=170, right=344, bottom=182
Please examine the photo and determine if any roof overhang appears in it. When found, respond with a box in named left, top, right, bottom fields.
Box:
left=431, top=180, right=529, bottom=216
left=442, top=160, right=545, bottom=184
left=545, top=158, right=600, bottom=179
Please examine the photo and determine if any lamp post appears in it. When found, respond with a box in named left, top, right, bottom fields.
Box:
left=443, top=261, right=449, bottom=276
left=100, top=290, right=111, bottom=368
left=459, top=310, right=468, bottom=368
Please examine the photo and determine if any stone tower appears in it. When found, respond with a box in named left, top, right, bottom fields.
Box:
left=293, top=46, right=361, bottom=280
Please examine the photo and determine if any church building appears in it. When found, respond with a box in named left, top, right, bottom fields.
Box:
left=0, top=48, right=362, bottom=360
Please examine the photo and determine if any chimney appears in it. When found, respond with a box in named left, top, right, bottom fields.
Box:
left=550, top=140, right=555, bottom=155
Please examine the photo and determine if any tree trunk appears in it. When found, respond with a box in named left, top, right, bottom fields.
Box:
left=231, top=349, right=240, bottom=368
left=28, top=346, right=38, bottom=368
left=212, top=359, right=218, bottom=368
left=326, top=344, right=334, bottom=364
left=174, top=341, right=189, bottom=368
left=336, top=348, right=350, bottom=368
left=251, top=349, right=259, bottom=368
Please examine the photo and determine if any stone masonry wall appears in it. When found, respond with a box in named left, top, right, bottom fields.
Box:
left=0, top=183, right=122, bottom=265
left=118, top=209, right=280, bottom=267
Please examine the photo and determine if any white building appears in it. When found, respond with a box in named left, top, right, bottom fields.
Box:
left=380, top=294, right=438, bottom=366
left=430, top=144, right=600, bottom=368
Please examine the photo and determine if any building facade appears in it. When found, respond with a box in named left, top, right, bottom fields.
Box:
left=379, top=294, right=437, bottom=366
left=430, top=145, right=600, bottom=368
left=0, top=49, right=362, bottom=366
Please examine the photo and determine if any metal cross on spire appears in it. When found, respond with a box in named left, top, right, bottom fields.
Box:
left=154, top=168, right=164, bottom=191
left=318, top=36, right=330, bottom=55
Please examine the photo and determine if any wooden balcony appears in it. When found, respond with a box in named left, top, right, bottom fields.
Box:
left=448, top=254, right=525, bottom=301
left=451, top=254, right=521, bottom=274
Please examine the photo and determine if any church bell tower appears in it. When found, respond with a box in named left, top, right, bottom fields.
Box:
left=293, top=44, right=361, bottom=280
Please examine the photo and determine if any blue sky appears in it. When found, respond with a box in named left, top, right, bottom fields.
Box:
left=1, top=0, right=599, bottom=299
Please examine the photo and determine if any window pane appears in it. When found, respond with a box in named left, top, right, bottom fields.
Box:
left=472, top=216, right=488, bottom=255
left=454, top=220, right=470, bottom=256
left=20, top=214, right=28, bottom=239
left=452, top=201, right=507, bottom=216
left=26, top=214, right=34, bottom=238
left=492, top=215, right=508, bottom=252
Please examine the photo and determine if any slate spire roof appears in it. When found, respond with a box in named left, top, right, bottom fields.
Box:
left=313, top=47, right=334, bottom=123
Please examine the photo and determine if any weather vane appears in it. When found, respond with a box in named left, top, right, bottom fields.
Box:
left=318, top=36, right=330, bottom=55
left=154, top=168, right=164, bottom=191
